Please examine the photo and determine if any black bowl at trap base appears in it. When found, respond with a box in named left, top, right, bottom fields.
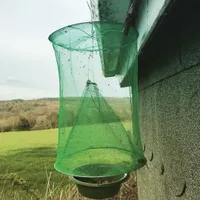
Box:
left=70, top=173, right=129, bottom=199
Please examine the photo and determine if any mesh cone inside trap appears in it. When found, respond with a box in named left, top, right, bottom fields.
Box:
left=55, top=81, right=143, bottom=177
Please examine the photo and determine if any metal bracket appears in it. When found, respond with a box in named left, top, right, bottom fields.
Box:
left=123, top=0, right=137, bottom=36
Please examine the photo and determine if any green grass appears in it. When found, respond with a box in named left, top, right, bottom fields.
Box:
left=0, top=129, right=72, bottom=200
left=0, top=122, right=133, bottom=200
left=1, top=129, right=58, bottom=153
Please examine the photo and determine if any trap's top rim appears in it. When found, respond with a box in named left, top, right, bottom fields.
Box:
left=48, top=21, right=138, bottom=52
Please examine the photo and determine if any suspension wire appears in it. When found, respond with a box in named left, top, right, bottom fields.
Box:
left=87, top=54, right=90, bottom=81
left=87, top=0, right=95, bottom=83
left=91, top=24, right=95, bottom=83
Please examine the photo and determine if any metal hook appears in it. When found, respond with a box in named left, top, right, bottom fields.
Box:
left=123, top=0, right=137, bottom=36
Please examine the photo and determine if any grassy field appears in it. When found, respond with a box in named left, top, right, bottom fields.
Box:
left=0, top=97, right=135, bottom=199
left=0, top=124, right=137, bottom=200
left=0, top=129, right=71, bottom=200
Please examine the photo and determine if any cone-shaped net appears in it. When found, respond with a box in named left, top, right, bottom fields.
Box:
left=49, top=22, right=145, bottom=177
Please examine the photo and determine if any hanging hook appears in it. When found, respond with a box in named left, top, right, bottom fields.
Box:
left=86, top=80, right=97, bottom=85
left=123, top=0, right=137, bottom=36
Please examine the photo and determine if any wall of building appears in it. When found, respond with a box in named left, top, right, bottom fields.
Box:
left=137, top=0, right=200, bottom=199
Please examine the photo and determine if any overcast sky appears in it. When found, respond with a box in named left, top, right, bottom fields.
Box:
left=0, top=0, right=129, bottom=100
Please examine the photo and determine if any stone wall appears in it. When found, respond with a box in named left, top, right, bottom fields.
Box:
left=137, top=0, right=200, bottom=199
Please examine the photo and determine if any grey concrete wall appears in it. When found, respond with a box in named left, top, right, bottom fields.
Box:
left=137, top=0, right=200, bottom=199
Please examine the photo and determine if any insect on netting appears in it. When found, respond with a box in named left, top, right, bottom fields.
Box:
left=49, top=22, right=146, bottom=177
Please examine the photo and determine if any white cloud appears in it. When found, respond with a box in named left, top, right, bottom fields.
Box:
left=0, top=0, right=129, bottom=100
left=0, top=85, right=58, bottom=101
left=0, top=0, right=91, bottom=100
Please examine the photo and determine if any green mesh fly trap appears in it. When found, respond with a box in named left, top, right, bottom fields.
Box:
left=49, top=22, right=146, bottom=177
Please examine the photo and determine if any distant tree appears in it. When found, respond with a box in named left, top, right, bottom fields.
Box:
left=16, top=117, right=30, bottom=131
left=66, top=110, right=75, bottom=126
left=32, top=116, right=52, bottom=130
left=47, top=112, right=58, bottom=128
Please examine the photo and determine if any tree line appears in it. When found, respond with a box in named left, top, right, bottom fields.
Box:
left=0, top=98, right=131, bottom=132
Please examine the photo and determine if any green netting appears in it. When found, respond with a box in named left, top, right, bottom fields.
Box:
left=49, top=22, right=146, bottom=177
